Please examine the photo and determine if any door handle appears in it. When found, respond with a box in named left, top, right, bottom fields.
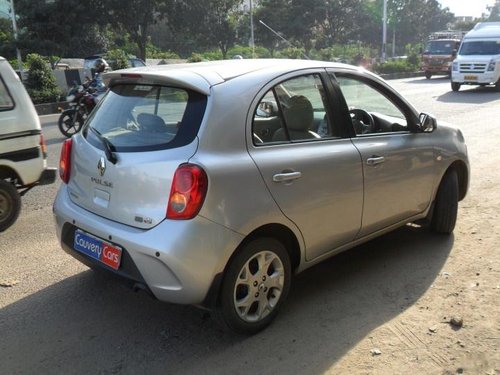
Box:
left=273, top=171, right=302, bottom=183
left=366, top=156, right=385, bottom=166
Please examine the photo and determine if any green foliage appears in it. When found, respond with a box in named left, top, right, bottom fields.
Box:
left=314, top=45, right=377, bottom=63
left=106, top=49, right=129, bottom=70
left=405, top=44, right=422, bottom=67
left=187, top=53, right=204, bottom=63
left=24, top=54, right=62, bottom=104
left=14, top=0, right=456, bottom=66
left=487, top=4, right=500, bottom=22
left=0, top=18, right=15, bottom=60
left=146, top=42, right=180, bottom=59
left=227, top=45, right=271, bottom=59
left=276, top=47, right=306, bottom=59
left=373, top=59, right=415, bottom=74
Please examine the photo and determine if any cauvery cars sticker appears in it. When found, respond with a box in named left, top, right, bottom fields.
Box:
left=74, top=229, right=122, bottom=270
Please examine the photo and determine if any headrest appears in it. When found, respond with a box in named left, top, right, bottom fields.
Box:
left=282, top=95, right=314, bottom=132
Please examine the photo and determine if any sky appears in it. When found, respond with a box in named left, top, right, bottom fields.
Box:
left=438, top=0, right=494, bottom=18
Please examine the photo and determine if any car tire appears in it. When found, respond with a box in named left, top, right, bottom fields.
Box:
left=0, top=180, right=21, bottom=232
left=217, top=237, right=292, bottom=335
left=431, top=169, right=458, bottom=235
left=451, top=82, right=461, bottom=92
left=425, top=71, right=432, bottom=80
left=495, top=79, right=500, bottom=92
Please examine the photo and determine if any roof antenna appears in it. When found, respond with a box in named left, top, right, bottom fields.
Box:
left=258, top=20, right=310, bottom=60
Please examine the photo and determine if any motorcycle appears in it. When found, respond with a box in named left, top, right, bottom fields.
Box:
left=58, top=76, right=106, bottom=138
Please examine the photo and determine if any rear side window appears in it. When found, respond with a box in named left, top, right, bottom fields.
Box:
left=0, top=77, right=14, bottom=111
left=85, top=84, right=206, bottom=152
left=252, top=74, right=336, bottom=145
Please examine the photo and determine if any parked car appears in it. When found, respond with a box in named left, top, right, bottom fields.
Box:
left=53, top=59, right=469, bottom=334
left=0, top=57, right=56, bottom=231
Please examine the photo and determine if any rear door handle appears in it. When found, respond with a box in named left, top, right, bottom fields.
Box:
left=273, top=171, right=302, bottom=183
left=366, top=156, right=385, bottom=166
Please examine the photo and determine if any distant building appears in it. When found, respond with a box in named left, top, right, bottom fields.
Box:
left=454, top=16, right=474, bottom=23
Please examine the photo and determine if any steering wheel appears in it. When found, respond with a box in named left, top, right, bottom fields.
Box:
left=349, top=108, right=376, bottom=134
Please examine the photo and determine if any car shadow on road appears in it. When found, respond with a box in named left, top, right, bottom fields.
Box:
left=404, top=76, right=450, bottom=84
left=437, top=86, right=500, bottom=104
left=0, top=225, right=453, bottom=374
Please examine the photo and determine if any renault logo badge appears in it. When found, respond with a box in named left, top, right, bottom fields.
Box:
left=97, top=157, right=106, bottom=176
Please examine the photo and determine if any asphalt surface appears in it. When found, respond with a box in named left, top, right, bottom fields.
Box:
left=0, top=76, right=498, bottom=374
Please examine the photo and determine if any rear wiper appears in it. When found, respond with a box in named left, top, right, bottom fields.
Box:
left=89, top=126, right=118, bottom=164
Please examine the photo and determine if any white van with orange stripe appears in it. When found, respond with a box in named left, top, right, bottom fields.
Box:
left=0, top=57, right=56, bottom=231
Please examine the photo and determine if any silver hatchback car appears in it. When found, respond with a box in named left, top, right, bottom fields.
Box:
left=53, top=59, right=469, bottom=334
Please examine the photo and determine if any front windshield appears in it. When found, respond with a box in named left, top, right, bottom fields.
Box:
left=425, top=40, right=455, bottom=54
left=459, top=40, right=500, bottom=55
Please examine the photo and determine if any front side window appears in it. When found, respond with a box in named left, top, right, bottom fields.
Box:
left=253, top=74, right=336, bottom=144
left=0, top=77, right=14, bottom=111
left=335, top=76, right=408, bottom=135
left=85, top=84, right=206, bottom=151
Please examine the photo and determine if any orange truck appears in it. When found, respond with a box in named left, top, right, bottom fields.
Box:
left=421, top=31, right=466, bottom=79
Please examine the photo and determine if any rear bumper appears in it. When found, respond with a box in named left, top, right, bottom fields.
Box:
left=53, top=185, right=244, bottom=305
left=423, top=65, right=451, bottom=74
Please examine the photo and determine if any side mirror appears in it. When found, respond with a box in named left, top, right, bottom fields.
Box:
left=452, top=49, right=458, bottom=57
left=419, top=113, right=437, bottom=133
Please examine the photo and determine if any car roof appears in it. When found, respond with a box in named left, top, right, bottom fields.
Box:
left=104, top=59, right=359, bottom=96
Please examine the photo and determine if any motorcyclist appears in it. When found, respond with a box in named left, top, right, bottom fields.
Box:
left=89, top=58, right=109, bottom=90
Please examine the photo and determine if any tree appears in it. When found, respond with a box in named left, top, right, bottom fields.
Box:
left=24, top=54, right=61, bottom=104
left=104, top=0, right=174, bottom=61
left=179, top=0, right=243, bottom=59
left=317, top=0, right=368, bottom=46
left=15, top=0, right=110, bottom=59
left=255, top=0, right=292, bottom=55
left=487, top=3, right=500, bottom=21
left=0, top=18, right=15, bottom=60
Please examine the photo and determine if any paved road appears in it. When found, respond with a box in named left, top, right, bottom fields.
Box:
left=0, top=77, right=498, bottom=374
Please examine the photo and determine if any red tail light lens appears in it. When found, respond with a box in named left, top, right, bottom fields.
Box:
left=59, top=139, right=72, bottom=183
left=167, top=164, right=208, bottom=220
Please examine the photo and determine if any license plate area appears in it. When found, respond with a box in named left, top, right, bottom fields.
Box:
left=73, top=229, right=122, bottom=270
left=464, top=75, right=478, bottom=81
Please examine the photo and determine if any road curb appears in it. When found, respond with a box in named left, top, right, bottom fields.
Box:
left=34, top=101, right=69, bottom=116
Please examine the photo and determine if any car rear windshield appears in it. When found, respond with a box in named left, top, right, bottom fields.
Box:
left=84, top=84, right=207, bottom=152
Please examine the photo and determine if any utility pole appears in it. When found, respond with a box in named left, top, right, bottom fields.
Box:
left=382, top=0, right=387, bottom=60
left=249, top=0, right=255, bottom=58
left=9, top=0, right=23, bottom=75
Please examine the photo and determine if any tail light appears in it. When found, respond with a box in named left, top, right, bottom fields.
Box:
left=59, top=139, right=72, bottom=184
left=167, top=164, right=208, bottom=220
left=40, top=133, right=48, bottom=159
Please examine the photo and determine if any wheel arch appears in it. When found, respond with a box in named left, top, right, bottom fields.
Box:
left=201, top=223, right=302, bottom=309
left=0, top=166, right=22, bottom=185
left=237, top=223, right=302, bottom=272
left=447, top=160, right=468, bottom=201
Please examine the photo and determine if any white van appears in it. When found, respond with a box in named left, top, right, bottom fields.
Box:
left=451, top=22, right=500, bottom=91
left=0, top=57, right=56, bottom=231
